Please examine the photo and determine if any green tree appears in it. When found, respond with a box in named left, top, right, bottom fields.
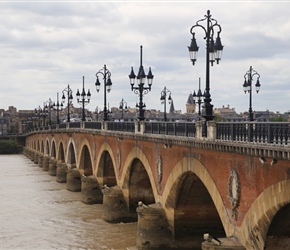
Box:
left=0, top=140, right=21, bottom=154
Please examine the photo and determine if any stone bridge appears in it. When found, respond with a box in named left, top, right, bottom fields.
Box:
left=23, top=121, right=290, bottom=249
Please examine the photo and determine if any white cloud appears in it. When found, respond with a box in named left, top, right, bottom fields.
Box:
left=0, top=1, right=290, bottom=115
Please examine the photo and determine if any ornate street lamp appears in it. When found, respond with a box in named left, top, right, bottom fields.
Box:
left=62, top=85, right=73, bottom=123
left=188, top=10, right=223, bottom=122
left=44, top=98, right=54, bottom=125
left=119, top=98, right=128, bottom=120
left=129, top=45, right=154, bottom=121
left=95, top=64, right=112, bottom=121
left=160, top=86, right=172, bottom=122
left=193, top=77, right=204, bottom=121
left=243, top=66, right=261, bottom=122
left=76, top=76, right=91, bottom=121
left=53, top=92, right=63, bottom=125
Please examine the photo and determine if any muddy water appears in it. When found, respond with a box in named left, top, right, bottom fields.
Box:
left=0, top=155, right=137, bottom=250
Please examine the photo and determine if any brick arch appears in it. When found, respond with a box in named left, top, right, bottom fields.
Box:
left=40, top=140, right=44, bottom=153
left=66, top=138, right=77, bottom=166
left=57, top=141, right=65, bottom=163
left=96, top=142, right=117, bottom=187
left=162, top=156, right=230, bottom=237
left=240, top=179, right=290, bottom=249
left=121, top=146, right=158, bottom=209
left=45, top=138, right=50, bottom=155
left=78, top=138, right=94, bottom=176
left=50, top=138, right=57, bottom=158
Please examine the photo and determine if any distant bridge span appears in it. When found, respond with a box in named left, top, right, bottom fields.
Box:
left=23, top=121, right=290, bottom=249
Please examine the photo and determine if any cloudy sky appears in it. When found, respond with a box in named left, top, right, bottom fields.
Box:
left=1, top=1, right=290, bottom=115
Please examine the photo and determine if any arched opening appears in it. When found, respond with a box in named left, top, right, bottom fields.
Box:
left=265, top=203, right=290, bottom=249
left=67, top=143, right=76, bottom=167
left=174, top=172, right=226, bottom=245
left=58, top=142, right=65, bottom=162
left=51, top=141, right=56, bottom=158
left=45, top=140, right=50, bottom=155
left=80, top=145, right=93, bottom=176
left=97, top=150, right=117, bottom=187
left=129, top=158, right=155, bottom=212
left=41, top=141, right=44, bottom=153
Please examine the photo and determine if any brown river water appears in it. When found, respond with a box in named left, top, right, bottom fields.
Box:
left=0, top=155, right=137, bottom=250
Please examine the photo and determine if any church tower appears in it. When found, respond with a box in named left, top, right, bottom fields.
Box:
left=186, top=93, right=196, bottom=113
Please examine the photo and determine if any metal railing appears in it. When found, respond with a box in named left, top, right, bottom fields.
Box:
left=144, top=122, right=196, bottom=137
left=216, top=122, right=290, bottom=144
left=27, top=121, right=290, bottom=144
left=107, top=122, right=135, bottom=132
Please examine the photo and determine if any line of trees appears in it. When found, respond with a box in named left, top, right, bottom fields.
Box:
left=0, top=139, right=21, bottom=154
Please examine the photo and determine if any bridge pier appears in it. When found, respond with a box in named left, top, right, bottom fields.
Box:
left=42, top=156, right=49, bottom=171
left=136, top=203, right=173, bottom=249
left=66, top=166, right=81, bottom=192
left=81, top=175, right=103, bottom=204
left=48, top=158, right=57, bottom=176
left=38, top=154, right=44, bottom=168
left=102, top=185, right=137, bottom=223
left=33, top=151, right=39, bottom=164
left=56, top=162, right=67, bottom=183
left=202, top=237, right=245, bottom=250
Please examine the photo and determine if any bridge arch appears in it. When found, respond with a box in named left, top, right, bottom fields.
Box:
left=57, top=141, right=65, bottom=163
left=78, top=142, right=93, bottom=176
left=163, top=156, right=228, bottom=241
left=241, top=179, right=290, bottom=249
left=45, top=139, right=50, bottom=155
left=96, top=142, right=117, bottom=187
left=66, top=140, right=77, bottom=167
left=51, top=139, right=56, bottom=158
left=122, top=147, right=157, bottom=212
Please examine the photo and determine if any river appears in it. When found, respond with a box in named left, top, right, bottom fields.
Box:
left=0, top=155, right=137, bottom=250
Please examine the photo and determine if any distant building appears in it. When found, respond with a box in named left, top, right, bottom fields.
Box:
left=186, top=93, right=196, bottom=114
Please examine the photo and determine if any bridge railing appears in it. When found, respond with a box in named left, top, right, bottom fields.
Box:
left=107, top=122, right=135, bottom=132
left=216, top=122, right=290, bottom=144
left=144, top=122, right=196, bottom=137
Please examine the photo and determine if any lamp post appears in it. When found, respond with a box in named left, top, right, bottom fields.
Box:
left=76, top=76, right=91, bottom=121
left=44, top=98, right=54, bottom=125
left=119, top=98, right=127, bottom=120
left=243, top=66, right=261, bottom=122
left=62, top=85, right=73, bottom=123
left=193, top=77, right=204, bottom=121
left=95, top=106, right=99, bottom=121
left=95, top=65, right=112, bottom=121
left=188, top=10, right=223, bottom=122
left=160, top=86, right=172, bottom=122
left=129, top=45, right=154, bottom=121
left=53, top=92, right=63, bottom=125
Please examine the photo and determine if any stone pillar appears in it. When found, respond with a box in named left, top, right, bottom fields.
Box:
left=42, top=156, right=50, bottom=171
left=56, top=162, right=67, bottom=183
left=81, top=175, right=103, bottom=204
left=48, top=158, right=57, bottom=176
left=207, top=120, right=217, bottom=140
left=102, top=185, right=136, bottom=223
left=136, top=203, right=172, bottom=249
left=38, top=154, right=44, bottom=168
left=135, top=120, right=145, bottom=134
left=66, top=167, right=81, bottom=192
left=195, top=121, right=203, bottom=139
left=34, top=151, right=39, bottom=164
